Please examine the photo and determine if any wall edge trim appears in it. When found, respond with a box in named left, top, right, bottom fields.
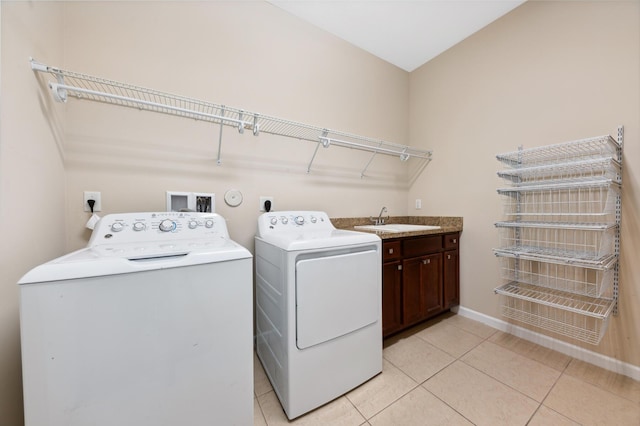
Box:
left=455, top=305, right=640, bottom=382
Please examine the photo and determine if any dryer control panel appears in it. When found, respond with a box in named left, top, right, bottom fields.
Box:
left=257, top=211, right=334, bottom=235
left=88, top=212, right=230, bottom=246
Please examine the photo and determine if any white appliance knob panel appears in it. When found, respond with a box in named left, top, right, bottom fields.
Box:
left=188, top=220, right=198, bottom=229
left=205, top=220, right=214, bottom=228
left=281, top=217, right=288, bottom=224
left=111, top=222, right=124, bottom=232
left=132, top=222, right=145, bottom=231
left=270, top=217, right=278, bottom=226
left=158, top=219, right=176, bottom=232
left=295, top=216, right=304, bottom=225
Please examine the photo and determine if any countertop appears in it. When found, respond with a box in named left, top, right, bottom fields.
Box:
left=330, top=216, right=463, bottom=240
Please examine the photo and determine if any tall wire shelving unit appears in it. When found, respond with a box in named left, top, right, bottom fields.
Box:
left=493, top=127, right=623, bottom=345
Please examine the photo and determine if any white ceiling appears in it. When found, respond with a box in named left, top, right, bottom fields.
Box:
left=268, top=0, right=526, bottom=72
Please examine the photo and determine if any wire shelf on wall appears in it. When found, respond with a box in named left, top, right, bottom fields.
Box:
left=498, top=180, right=620, bottom=223
left=493, top=127, right=622, bottom=345
left=29, top=58, right=432, bottom=178
left=496, top=283, right=614, bottom=346
left=495, top=221, right=616, bottom=263
left=498, top=255, right=615, bottom=298
left=496, top=135, right=619, bottom=168
left=497, top=157, right=621, bottom=186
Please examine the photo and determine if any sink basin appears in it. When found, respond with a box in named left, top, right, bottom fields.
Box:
left=354, top=224, right=441, bottom=233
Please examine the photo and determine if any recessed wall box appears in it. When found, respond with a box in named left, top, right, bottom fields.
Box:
left=166, top=192, right=216, bottom=213
left=194, top=193, right=215, bottom=213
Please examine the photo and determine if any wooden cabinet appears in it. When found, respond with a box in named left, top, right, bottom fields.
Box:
left=381, top=241, right=402, bottom=336
left=443, top=234, right=460, bottom=309
left=403, top=253, right=442, bottom=326
left=443, top=250, right=459, bottom=309
left=381, top=232, right=460, bottom=337
left=382, top=261, right=403, bottom=336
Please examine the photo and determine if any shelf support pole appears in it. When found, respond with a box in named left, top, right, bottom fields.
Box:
left=360, top=142, right=382, bottom=178
left=252, top=114, right=260, bottom=136
left=613, top=125, right=623, bottom=315
left=216, top=107, right=225, bottom=166
left=306, top=130, right=328, bottom=174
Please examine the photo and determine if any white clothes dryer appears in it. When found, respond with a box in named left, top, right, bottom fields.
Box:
left=255, top=211, right=382, bottom=419
left=19, top=212, right=253, bottom=426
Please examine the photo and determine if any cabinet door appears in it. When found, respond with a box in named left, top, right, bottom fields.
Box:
left=382, top=261, right=403, bottom=337
left=403, top=253, right=443, bottom=326
left=444, top=250, right=459, bottom=309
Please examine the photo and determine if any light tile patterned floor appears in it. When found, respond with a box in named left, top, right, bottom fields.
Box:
left=253, top=313, right=640, bottom=425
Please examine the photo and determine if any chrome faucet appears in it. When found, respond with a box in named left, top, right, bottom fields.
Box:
left=371, top=206, right=389, bottom=226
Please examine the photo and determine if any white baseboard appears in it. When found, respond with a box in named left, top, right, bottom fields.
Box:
left=456, top=306, right=640, bottom=382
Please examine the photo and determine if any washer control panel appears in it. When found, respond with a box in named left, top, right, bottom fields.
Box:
left=88, top=212, right=229, bottom=247
left=257, top=211, right=334, bottom=236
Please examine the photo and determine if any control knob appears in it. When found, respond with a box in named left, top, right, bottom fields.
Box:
left=158, top=219, right=176, bottom=232
left=205, top=220, right=214, bottom=228
left=132, top=222, right=145, bottom=231
left=294, top=216, right=304, bottom=225
left=188, top=220, right=198, bottom=229
left=110, top=222, right=124, bottom=233
left=270, top=217, right=278, bottom=226
left=281, top=217, right=288, bottom=224
left=310, top=216, right=317, bottom=223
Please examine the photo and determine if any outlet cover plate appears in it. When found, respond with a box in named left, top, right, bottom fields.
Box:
left=260, top=196, right=274, bottom=212
left=84, top=191, right=102, bottom=212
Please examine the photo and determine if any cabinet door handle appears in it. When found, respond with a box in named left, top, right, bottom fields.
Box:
left=452, top=239, right=457, bottom=244
left=398, top=265, right=402, bottom=271
left=423, top=259, right=430, bottom=264
left=447, top=254, right=451, bottom=260
left=389, top=248, right=394, bottom=254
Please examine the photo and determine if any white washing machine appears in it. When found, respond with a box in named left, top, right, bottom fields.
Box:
left=19, top=212, right=253, bottom=426
left=255, top=211, right=382, bottom=419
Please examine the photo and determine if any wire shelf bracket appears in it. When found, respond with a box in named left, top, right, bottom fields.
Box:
left=30, top=58, right=433, bottom=177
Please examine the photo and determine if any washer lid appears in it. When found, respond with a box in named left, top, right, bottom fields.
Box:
left=18, top=239, right=251, bottom=284
left=19, top=211, right=252, bottom=284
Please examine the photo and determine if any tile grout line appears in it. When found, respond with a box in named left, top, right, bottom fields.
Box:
left=562, top=359, right=640, bottom=406
left=420, top=383, right=478, bottom=425
left=353, top=381, right=422, bottom=421
left=473, top=334, right=576, bottom=426
left=254, top=392, right=269, bottom=426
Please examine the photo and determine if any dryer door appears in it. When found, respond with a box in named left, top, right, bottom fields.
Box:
left=296, top=250, right=379, bottom=349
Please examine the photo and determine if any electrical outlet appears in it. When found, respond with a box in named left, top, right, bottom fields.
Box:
left=415, top=199, right=422, bottom=209
left=260, top=196, right=274, bottom=212
left=84, top=191, right=102, bottom=212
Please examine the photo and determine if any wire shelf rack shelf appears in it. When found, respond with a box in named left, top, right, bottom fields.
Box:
left=495, top=221, right=616, bottom=263
left=496, top=282, right=614, bottom=345
left=498, top=181, right=620, bottom=223
left=497, top=157, right=621, bottom=186
left=496, top=135, right=620, bottom=168
left=29, top=59, right=432, bottom=177
left=493, top=127, right=622, bottom=345
left=497, top=255, right=615, bottom=298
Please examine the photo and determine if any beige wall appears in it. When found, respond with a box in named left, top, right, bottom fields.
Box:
left=1, top=2, right=410, bottom=423
left=0, top=2, right=66, bottom=424
left=61, top=1, right=411, bottom=253
left=1, top=0, right=639, bottom=424
left=409, top=0, right=640, bottom=364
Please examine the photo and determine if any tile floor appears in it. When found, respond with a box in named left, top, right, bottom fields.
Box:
left=253, top=312, right=640, bottom=425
